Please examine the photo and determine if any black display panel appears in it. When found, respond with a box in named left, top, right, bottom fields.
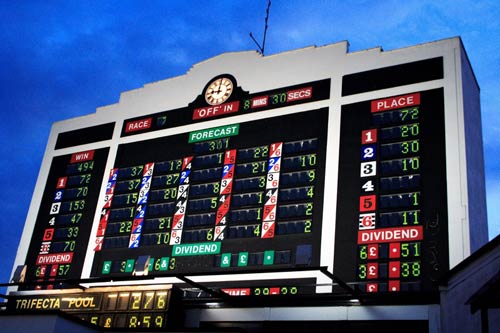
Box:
left=55, top=122, right=115, bottom=149
left=342, top=57, right=443, bottom=96
left=22, top=148, right=109, bottom=289
left=334, top=88, right=448, bottom=295
left=91, top=109, right=328, bottom=280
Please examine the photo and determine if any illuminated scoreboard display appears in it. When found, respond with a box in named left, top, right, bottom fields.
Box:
left=335, top=89, right=448, bottom=293
left=93, top=108, right=328, bottom=279
left=7, top=285, right=181, bottom=329
left=12, top=37, right=486, bottom=317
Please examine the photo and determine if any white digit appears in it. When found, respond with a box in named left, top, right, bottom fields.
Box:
left=362, top=180, right=375, bottom=192
left=363, top=147, right=374, bottom=159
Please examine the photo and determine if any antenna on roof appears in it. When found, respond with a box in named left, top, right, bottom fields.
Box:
left=249, top=0, right=271, bottom=56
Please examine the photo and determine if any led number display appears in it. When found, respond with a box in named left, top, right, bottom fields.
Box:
left=22, top=148, right=109, bottom=290
left=7, top=285, right=180, bottom=330
left=334, top=89, right=449, bottom=294
left=91, top=109, right=327, bottom=279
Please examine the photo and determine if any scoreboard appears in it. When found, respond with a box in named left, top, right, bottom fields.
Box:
left=11, top=37, right=486, bottom=319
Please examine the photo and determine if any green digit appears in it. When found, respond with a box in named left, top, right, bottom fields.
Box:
left=401, top=142, right=409, bottom=154
left=401, top=262, right=410, bottom=277
left=412, top=262, right=421, bottom=277
left=413, top=243, right=421, bottom=257
left=412, top=192, right=419, bottom=206
left=401, top=109, right=409, bottom=121
left=308, top=170, right=316, bottom=182
left=401, top=243, right=409, bottom=257
left=305, top=203, right=313, bottom=216
left=252, top=162, right=264, bottom=174
left=258, top=176, right=266, bottom=188
left=253, top=224, right=260, bottom=236
left=210, top=197, right=218, bottom=209
left=257, top=192, right=263, bottom=204
left=253, top=147, right=261, bottom=159
left=279, top=93, right=287, bottom=103
left=358, top=264, right=367, bottom=279
left=359, top=245, right=368, bottom=259
left=410, top=108, right=419, bottom=120
left=411, top=123, right=420, bottom=136
left=304, top=220, right=312, bottom=233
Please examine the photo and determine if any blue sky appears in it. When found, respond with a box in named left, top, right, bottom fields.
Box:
left=1, top=0, right=499, bottom=287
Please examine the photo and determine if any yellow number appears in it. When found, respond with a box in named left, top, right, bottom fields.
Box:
left=131, top=293, right=141, bottom=310
left=168, top=257, right=176, bottom=270
left=156, top=292, right=167, bottom=309
left=142, top=315, right=151, bottom=328
left=154, top=315, right=163, bottom=328
left=129, top=315, right=138, bottom=328
left=143, top=292, right=154, bottom=309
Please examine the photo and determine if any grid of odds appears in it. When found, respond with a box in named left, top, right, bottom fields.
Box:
left=357, top=93, right=424, bottom=293
left=35, top=150, right=101, bottom=289
left=92, top=120, right=321, bottom=277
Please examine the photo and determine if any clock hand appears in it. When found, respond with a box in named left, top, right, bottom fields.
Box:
left=215, top=79, right=223, bottom=94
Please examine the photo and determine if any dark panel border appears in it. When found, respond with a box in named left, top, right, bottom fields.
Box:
left=342, top=57, right=443, bottom=96
left=55, top=122, right=115, bottom=149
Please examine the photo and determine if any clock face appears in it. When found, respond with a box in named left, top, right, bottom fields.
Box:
left=205, top=77, right=234, bottom=105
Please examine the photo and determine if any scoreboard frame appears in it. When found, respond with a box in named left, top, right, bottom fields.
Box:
left=11, top=37, right=486, bottom=310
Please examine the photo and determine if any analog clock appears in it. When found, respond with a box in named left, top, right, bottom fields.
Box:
left=205, top=77, right=234, bottom=105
